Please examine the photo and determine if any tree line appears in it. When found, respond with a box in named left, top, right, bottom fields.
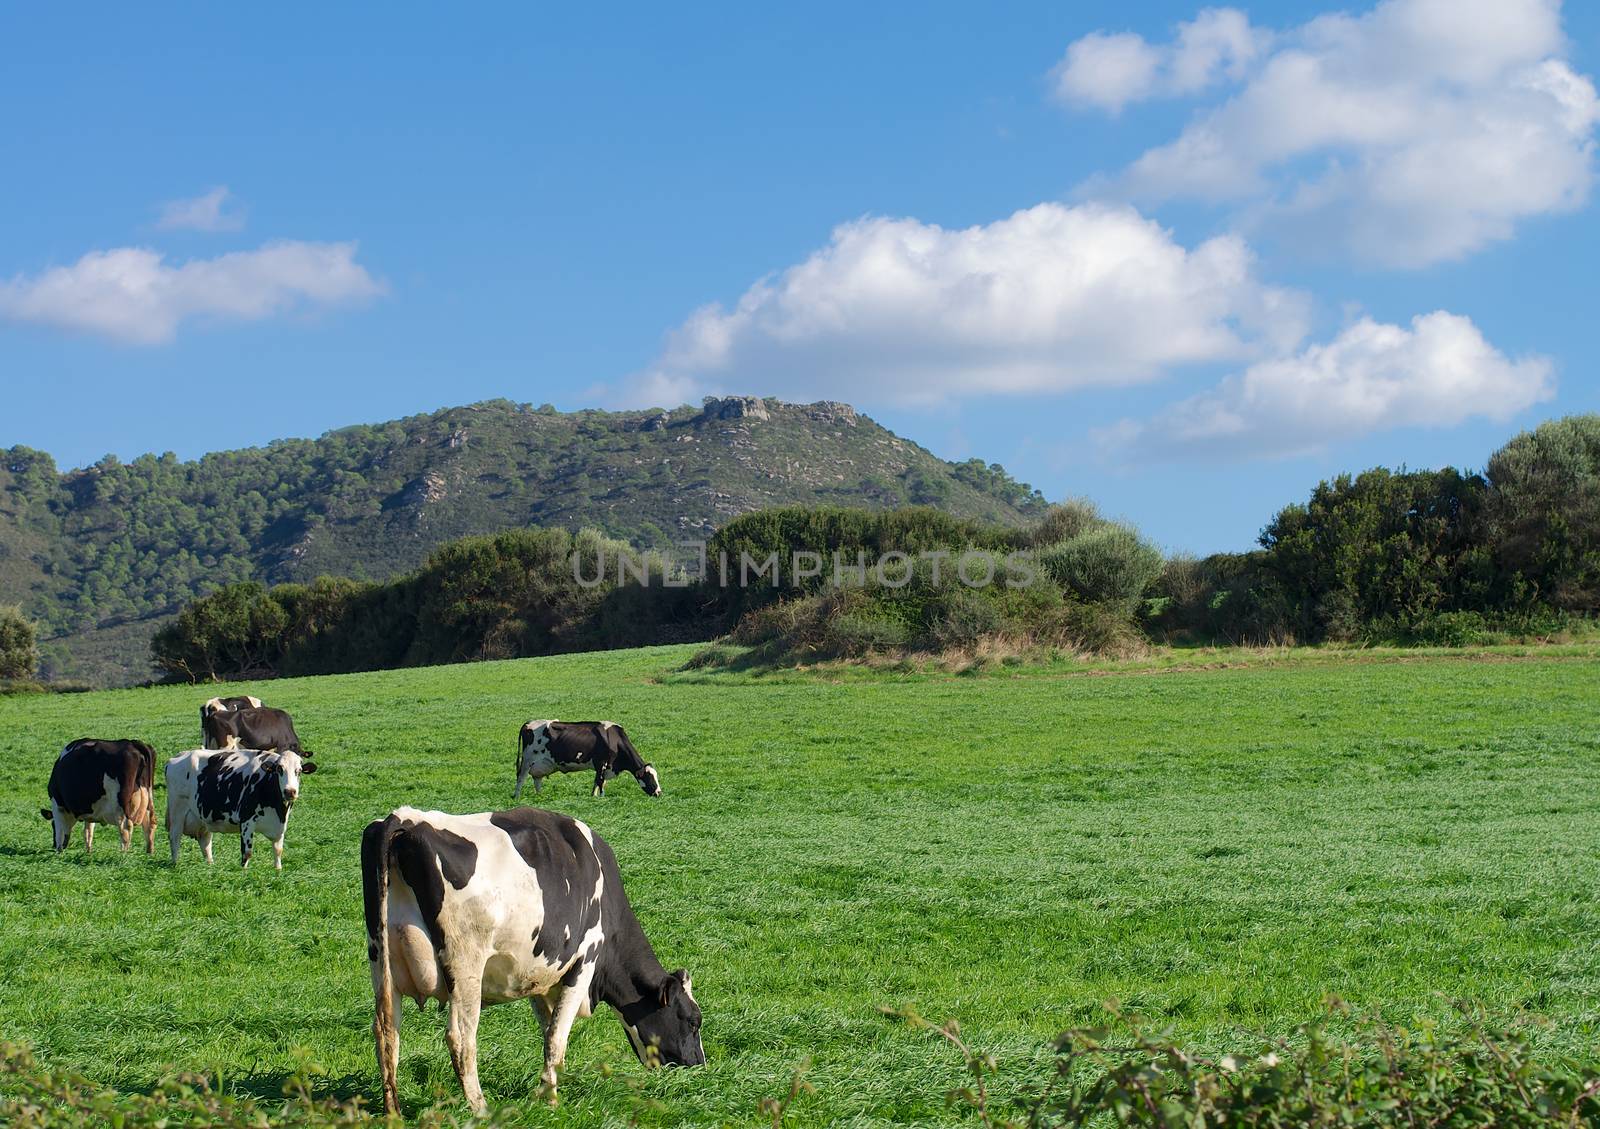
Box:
left=112, top=412, right=1600, bottom=681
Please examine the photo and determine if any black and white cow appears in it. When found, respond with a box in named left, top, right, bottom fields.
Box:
left=515, top=720, right=661, bottom=799
left=202, top=705, right=308, bottom=755
left=39, top=738, right=157, bottom=854
left=199, top=694, right=263, bottom=731
left=362, top=806, right=704, bottom=1113
left=165, top=747, right=316, bottom=869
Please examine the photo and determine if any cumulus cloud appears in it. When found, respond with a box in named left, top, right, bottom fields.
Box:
left=623, top=202, right=1309, bottom=409
left=0, top=241, right=385, bottom=344
left=1061, top=0, right=1599, bottom=266
left=1050, top=8, right=1264, bottom=112
left=1100, top=311, right=1555, bottom=460
left=157, top=186, right=244, bottom=233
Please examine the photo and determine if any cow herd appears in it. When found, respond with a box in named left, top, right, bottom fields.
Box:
left=35, top=701, right=701, bottom=1113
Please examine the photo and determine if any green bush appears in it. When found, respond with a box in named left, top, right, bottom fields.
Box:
left=900, top=1002, right=1600, bottom=1128
left=921, top=587, right=1004, bottom=650
left=0, top=605, right=39, bottom=681
left=1051, top=600, right=1148, bottom=658
left=1405, top=610, right=1491, bottom=647
left=1039, top=524, right=1165, bottom=610
left=1023, top=499, right=1106, bottom=548
left=1487, top=414, right=1600, bottom=614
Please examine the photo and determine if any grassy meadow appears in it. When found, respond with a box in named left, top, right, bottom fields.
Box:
left=1, top=643, right=1598, bottom=1125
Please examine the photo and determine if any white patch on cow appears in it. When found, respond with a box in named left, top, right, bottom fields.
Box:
left=90, top=773, right=125, bottom=825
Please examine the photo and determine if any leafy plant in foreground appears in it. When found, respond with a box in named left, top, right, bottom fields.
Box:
left=889, top=1000, right=1600, bottom=1128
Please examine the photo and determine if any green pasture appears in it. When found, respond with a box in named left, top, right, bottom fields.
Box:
left=1, top=644, right=1598, bottom=1125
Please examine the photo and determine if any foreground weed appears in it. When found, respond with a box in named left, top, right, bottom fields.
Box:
left=890, top=1000, right=1600, bottom=1127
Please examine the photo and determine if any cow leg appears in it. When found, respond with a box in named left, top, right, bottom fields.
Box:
left=531, top=995, right=554, bottom=1035
left=272, top=833, right=286, bottom=871
left=119, top=815, right=133, bottom=852
left=144, top=809, right=156, bottom=855
left=168, top=806, right=183, bottom=864
left=445, top=972, right=487, bottom=1114
left=83, top=822, right=94, bottom=854
left=514, top=762, right=527, bottom=800
left=540, top=962, right=596, bottom=1103
left=592, top=771, right=605, bottom=798
left=240, top=821, right=254, bottom=869
left=200, top=829, right=214, bottom=865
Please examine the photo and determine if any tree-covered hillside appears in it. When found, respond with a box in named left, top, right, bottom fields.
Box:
left=0, top=396, right=1044, bottom=684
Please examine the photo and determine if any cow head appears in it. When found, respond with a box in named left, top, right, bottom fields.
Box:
left=625, top=969, right=704, bottom=1068
left=638, top=764, right=662, bottom=798
left=266, top=750, right=316, bottom=803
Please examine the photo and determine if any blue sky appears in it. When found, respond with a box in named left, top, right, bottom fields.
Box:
left=2, top=1, right=1596, bottom=554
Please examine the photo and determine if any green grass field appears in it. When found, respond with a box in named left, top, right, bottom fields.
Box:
left=2, top=644, right=1598, bottom=1125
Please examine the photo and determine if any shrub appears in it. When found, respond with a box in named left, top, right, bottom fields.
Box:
left=920, top=587, right=1004, bottom=650
left=897, top=1001, right=1600, bottom=1128
left=1024, top=499, right=1106, bottom=548
left=825, top=610, right=910, bottom=656
left=1040, top=525, right=1165, bottom=610
left=0, top=605, right=39, bottom=681
left=1051, top=601, right=1148, bottom=658
left=1406, top=610, right=1490, bottom=647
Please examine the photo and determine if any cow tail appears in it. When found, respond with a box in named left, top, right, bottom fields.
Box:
left=120, top=741, right=155, bottom=825
left=362, top=815, right=404, bottom=1111
left=133, top=740, right=156, bottom=791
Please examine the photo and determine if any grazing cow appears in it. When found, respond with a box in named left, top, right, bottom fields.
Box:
left=39, top=738, right=157, bottom=854
left=202, top=705, right=308, bottom=755
left=165, top=747, right=316, bottom=869
left=515, top=720, right=661, bottom=799
left=362, top=806, right=704, bottom=1113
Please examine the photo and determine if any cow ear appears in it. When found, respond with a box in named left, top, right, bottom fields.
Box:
left=40, top=808, right=53, bottom=821
left=659, top=968, right=692, bottom=1006
left=658, top=973, right=683, bottom=1008
left=301, top=760, right=317, bottom=774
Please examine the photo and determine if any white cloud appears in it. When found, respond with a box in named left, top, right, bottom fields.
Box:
left=621, top=202, right=1310, bottom=409
left=1050, top=8, right=1264, bottom=112
left=157, top=186, right=244, bottom=233
left=1062, top=0, right=1599, bottom=266
left=1100, top=311, right=1555, bottom=460
left=1050, top=32, right=1163, bottom=114
left=0, top=241, right=385, bottom=344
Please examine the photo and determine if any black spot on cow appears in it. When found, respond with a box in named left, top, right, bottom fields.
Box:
left=387, top=822, right=479, bottom=990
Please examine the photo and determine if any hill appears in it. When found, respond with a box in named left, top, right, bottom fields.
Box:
left=0, top=396, right=1044, bottom=684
